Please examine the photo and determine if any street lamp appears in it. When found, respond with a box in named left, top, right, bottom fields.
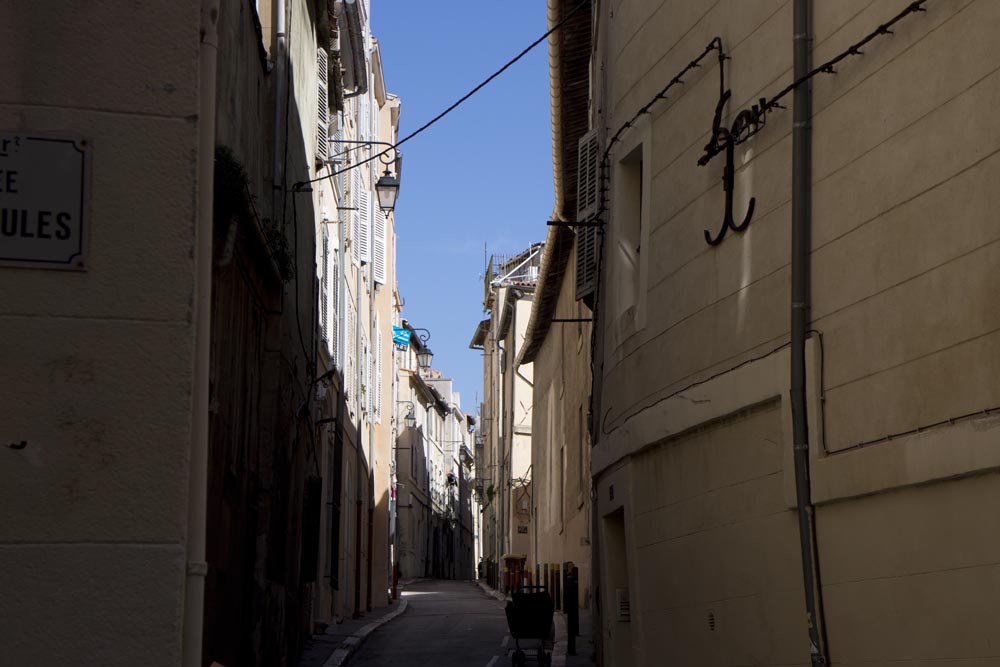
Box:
left=396, top=400, right=417, bottom=429
left=322, top=138, right=401, bottom=213
left=409, top=327, right=433, bottom=369
left=375, top=169, right=400, bottom=212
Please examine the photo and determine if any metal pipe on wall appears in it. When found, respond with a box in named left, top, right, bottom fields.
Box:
left=272, top=0, right=287, bottom=222
left=790, top=0, right=829, bottom=663
left=367, top=163, right=375, bottom=609
left=182, top=1, right=218, bottom=664
left=354, top=226, right=364, bottom=616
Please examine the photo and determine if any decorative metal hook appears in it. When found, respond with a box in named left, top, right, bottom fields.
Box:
left=705, top=138, right=756, bottom=245
left=699, top=86, right=758, bottom=246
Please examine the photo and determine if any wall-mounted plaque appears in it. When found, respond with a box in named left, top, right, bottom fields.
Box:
left=0, top=132, right=90, bottom=270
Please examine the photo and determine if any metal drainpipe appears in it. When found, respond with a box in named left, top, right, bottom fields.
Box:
left=354, top=233, right=364, bottom=617
left=271, top=0, right=286, bottom=222
left=367, top=195, right=375, bottom=609
left=791, top=0, right=829, bottom=664
left=182, top=1, right=217, bottom=665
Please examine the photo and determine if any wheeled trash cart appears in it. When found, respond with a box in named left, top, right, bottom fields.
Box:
left=504, top=586, right=554, bottom=666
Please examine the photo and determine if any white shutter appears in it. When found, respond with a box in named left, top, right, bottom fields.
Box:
left=575, top=129, right=600, bottom=301
left=327, top=253, right=344, bottom=358
left=347, top=306, right=356, bottom=402
left=373, top=205, right=386, bottom=285
left=316, top=49, right=329, bottom=163
left=351, top=168, right=362, bottom=265
left=358, top=184, right=370, bottom=264
left=365, top=336, right=372, bottom=415
left=331, top=125, right=344, bottom=164
left=360, top=94, right=370, bottom=139
left=321, top=225, right=330, bottom=344
left=375, top=315, right=383, bottom=423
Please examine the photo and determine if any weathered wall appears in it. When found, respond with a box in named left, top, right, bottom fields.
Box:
left=0, top=1, right=202, bottom=664
left=530, top=253, right=593, bottom=605
left=592, top=0, right=1000, bottom=664
left=622, top=402, right=804, bottom=667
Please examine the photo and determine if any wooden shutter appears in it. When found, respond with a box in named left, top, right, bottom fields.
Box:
left=358, top=183, right=370, bottom=265
left=331, top=125, right=344, bottom=164
left=330, top=251, right=339, bottom=360
left=347, top=306, right=356, bottom=402
left=316, top=49, right=329, bottom=163
left=351, top=168, right=362, bottom=265
left=375, top=315, right=382, bottom=423
left=575, top=129, right=600, bottom=301
left=364, top=336, right=372, bottom=415
left=321, top=225, right=330, bottom=344
left=373, top=205, right=386, bottom=285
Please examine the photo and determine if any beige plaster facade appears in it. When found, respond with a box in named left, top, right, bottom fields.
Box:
left=1, top=0, right=403, bottom=662
left=0, top=2, right=204, bottom=664
left=521, top=257, right=594, bottom=607
left=550, top=0, right=1000, bottom=665
left=473, top=249, right=542, bottom=589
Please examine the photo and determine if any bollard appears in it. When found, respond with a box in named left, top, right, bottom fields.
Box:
left=544, top=563, right=549, bottom=593
left=565, top=562, right=579, bottom=656
left=536, top=562, right=541, bottom=590
left=555, top=563, right=562, bottom=611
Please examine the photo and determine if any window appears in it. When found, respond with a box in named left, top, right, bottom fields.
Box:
left=610, top=118, right=651, bottom=330
left=615, top=144, right=643, bottom=315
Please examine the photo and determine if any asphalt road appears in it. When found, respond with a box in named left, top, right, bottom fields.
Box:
left=347, top=579, right=511, bottom=667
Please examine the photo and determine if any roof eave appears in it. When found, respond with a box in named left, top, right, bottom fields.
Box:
left=519, top=0, right=591, bottom=366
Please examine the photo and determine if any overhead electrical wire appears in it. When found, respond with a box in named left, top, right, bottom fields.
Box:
left=293, top=0, right=591, bottom=189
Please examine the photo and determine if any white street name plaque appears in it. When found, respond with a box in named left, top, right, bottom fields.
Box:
left=0, top=132, right=90, bottom=270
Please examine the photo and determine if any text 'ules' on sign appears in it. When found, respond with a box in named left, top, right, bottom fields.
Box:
left=0, top=132, right=90, bottom=270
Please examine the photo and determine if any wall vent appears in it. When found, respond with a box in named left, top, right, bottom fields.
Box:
left=615, top=587, right=630, bottom=622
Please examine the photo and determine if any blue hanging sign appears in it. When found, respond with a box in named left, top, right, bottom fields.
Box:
left=392, top=325, right=411, bottom=351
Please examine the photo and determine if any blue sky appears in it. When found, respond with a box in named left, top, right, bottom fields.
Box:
left=373, top=2, right=553, bottom=414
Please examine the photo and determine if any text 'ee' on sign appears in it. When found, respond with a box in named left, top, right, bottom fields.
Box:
left=0, top=132, right=90, bottom=270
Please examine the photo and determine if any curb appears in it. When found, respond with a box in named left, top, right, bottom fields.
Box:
left=476, top=580, right=507, bottom=602
left=321, top=599, right=409, bottom=667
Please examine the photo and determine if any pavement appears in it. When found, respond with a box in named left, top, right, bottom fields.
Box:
left=296, top=590, right=411, bottom=667
left=297, top=578, right=596, bottom=667
left=348, top=579, right=508, bottom=667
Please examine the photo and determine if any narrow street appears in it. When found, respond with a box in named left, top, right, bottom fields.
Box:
left=349, top=580, right=510, bottom=667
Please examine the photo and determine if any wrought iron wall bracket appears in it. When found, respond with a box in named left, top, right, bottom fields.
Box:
left=546, top=220, right=604, bottom=228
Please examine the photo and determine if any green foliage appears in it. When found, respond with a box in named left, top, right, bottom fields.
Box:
left=214, top=145, right=293, bottom=282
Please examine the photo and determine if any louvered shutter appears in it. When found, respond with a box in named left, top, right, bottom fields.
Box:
left=375, top=313, right=382, bottom=424
left=360, top=94, right=370, bottom=139
left=316, top=49, right=329, bottom=163
left=347, top=306, right=356, bottom=401
left=373, top=205, right=386, bottom=285
left=330, top=252, right=339, bottom=360
left=331, top=125, right=344, bottom=164
left=365, top=337, right=372, bottom=415
left=358, top=180, right=371, bottom=265
left=575, top=129, right=600, bottom=301
left=321, top=225, right=330, bottom=344
left=351, top=168, right=362, bottom=265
